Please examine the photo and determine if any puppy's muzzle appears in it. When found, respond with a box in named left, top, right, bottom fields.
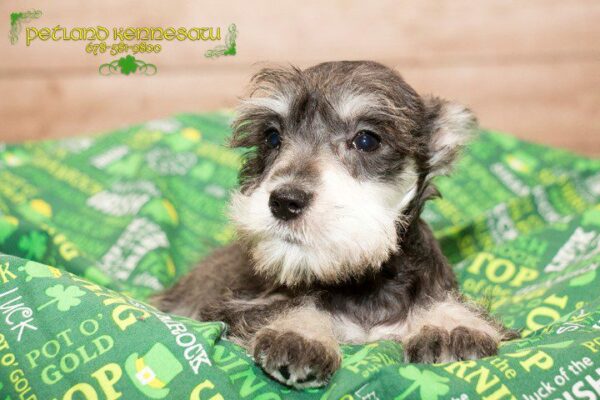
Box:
left=269, top=186, right=313, bottom=221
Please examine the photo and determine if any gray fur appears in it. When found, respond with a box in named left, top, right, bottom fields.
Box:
left=153, top=61, right=515, bottom=389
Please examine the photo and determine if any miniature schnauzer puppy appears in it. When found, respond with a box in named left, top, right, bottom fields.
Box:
left=153, top=61, right=516, bottom=388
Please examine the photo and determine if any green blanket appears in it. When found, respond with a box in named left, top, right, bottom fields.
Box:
left=0, top=112, right=599, bottom=400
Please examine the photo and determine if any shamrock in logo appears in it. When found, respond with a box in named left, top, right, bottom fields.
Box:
left=100, top=57, right=156, bottom=76
left=18, top=231, right=48, bottom=260
left=395, top=365, right=450, bottom=400
left=118, top=55, right=138, bottom=75
left=37, top=284, right=86, bottom=312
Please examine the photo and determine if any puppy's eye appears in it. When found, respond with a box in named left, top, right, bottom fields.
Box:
left=352, top=130, right=381, bottom=152
left=265, top=128, right=281, bottom=149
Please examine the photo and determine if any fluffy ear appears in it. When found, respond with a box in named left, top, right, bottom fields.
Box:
left=424, top=96, right=477, bottom=176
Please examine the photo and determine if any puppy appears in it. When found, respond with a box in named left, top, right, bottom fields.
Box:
left=153, top=61, right=517, bottom=388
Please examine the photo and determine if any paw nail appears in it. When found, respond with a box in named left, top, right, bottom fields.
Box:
left=278, top=365, right=291, bottom=380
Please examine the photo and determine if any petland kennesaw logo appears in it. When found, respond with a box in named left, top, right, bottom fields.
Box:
left=9, top=9, right=237, bottom=76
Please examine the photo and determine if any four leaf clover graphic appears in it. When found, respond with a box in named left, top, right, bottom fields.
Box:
left=118, top=55, right=138, bottom=75
left=395, top=365, right=450, bottom=400
left=18, top=231, right=47, bottom=260
left=37, top=284, right=86, bottom=312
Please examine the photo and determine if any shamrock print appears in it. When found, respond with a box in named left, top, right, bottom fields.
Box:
left=18, top=231, right=47, bottom=260
left=37, top=284, right=86, bottom=312
left=19, top=261, right=62, bottom=281
left=395, top=365, right=450, bottom=400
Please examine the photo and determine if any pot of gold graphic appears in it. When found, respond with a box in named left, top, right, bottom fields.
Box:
left=125, top=343, right=184, bottom=399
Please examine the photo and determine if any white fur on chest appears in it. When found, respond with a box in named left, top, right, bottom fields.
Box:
left=332, top=315, right=409, bottom=343
left=331, top=297, right=502, bottom=344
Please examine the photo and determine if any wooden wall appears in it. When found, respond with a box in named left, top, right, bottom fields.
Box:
left=1, top=0, right=599, bottom=154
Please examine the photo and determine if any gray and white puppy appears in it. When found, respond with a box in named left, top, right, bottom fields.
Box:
left=153, top=61, right=516, bottom=388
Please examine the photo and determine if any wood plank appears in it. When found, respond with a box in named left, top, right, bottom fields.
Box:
left=1, top=0, right=599, bottom=72
left=0, top=71, right=250, bottom=142
left=1, top=61, right=598, bottom=155
left=402, top=61, right=600, bottom=154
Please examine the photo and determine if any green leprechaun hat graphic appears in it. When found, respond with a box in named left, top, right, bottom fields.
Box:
left=125, top=343, right=183, bottom=399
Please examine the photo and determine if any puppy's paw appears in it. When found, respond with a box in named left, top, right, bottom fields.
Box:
left=404, top=325, right=498, bottom=363
left=252, top=328, right=341, bottom=389
left=449, top=326, right=498, bottom=360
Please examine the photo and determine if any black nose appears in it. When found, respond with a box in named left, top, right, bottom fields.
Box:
left=269, top=187, right=312, bottom=221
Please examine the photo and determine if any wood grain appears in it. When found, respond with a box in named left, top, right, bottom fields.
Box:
left=0, top=0, right=598, bottom=154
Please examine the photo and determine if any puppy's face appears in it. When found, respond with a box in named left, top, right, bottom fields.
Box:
left=230, top=61, right=475, bottom=286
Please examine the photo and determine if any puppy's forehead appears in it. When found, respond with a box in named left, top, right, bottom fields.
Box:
left=251, top=61, right=423, bottom=125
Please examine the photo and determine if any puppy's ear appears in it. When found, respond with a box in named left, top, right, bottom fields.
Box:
left=424, top=96, right=477, bottom=176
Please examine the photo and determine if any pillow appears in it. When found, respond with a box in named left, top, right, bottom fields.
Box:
left=0, top=112, right=599, bottom=399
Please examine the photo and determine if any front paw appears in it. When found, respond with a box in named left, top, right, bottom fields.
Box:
left=404, top=325, right=498, bottom=363
left=252, top=328, right=341, bottom=388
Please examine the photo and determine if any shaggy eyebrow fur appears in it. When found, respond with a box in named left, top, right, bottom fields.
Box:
left=231, top=62, right=440, bottom=191
left=153, top=61, right=512, bottom=390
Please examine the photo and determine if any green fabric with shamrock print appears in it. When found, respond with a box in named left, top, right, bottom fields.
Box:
left=0, top=112, right=599, bottom=400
